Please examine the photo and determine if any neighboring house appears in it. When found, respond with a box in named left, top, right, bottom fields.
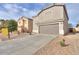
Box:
left=75, top=25, right=79, bottom=32
left=33, top=3, right=69, bottom=35
left=17, top=16, right=33, bottom=33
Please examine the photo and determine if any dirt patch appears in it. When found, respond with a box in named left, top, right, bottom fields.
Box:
left=34, top=33, right=79, bottom=55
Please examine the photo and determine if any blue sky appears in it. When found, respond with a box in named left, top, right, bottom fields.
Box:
left=66, top=3, right=79, bottom=27
left=0, top=3, right=78, bottom=27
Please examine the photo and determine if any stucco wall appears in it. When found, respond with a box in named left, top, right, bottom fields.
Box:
left=33, top=22, right=39, bottom=33
left=59, top=16, right=69, bottom=35
left=24, top=19, right=29, bottom=30
left=33, top=5, right=69, bottom=35
left=34, top=6, right=64, bottom=23
left=59, top=22, right=64, bottom=35
left=17, top=19, right=24, bottom=32
left=28, top=20, right=33, bottom=33
left=18, top=19, right=24, bottom=27
left=63, top=9, right=69, bottom=35
left=17, top=17, right=33, bottom=33
left=75, top=27, right=79, bottom=32
left=33, top=6, right=64, bottom=33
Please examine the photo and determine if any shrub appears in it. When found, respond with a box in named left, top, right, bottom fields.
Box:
left=72, top=28, right=76, bottom=33
left=8, top=20, right=17, bottom=32
left=60, top=39, right=66, bottom=47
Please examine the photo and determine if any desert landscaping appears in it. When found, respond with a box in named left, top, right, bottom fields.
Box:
left=0, top=3, right=79, bottom=55
left=34, top=33, right=79, bottom=55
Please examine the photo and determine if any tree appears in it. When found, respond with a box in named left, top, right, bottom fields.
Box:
left=3, top=20, right=8, bottom=28
left=76, top=24, right=79, bottom=27
left=0, top=19, right=5, bottom=29
left=76, top=21, right=79, bottom=27
left=68, top=23, right=73, bottom=28
left=7, top=20, right=17, bottom=32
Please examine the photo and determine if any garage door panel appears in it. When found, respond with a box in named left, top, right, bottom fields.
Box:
left=39, top=24, right=59, bottom=35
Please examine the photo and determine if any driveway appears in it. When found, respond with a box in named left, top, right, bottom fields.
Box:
left=0, top=34, right=57, bottom=55
left=0, top=33, right=9, bottom=41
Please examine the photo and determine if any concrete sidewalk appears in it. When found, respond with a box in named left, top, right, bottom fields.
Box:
left=0, top=34, right=57, bottom=55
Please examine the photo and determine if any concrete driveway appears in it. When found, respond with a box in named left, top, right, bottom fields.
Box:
left=0, top=34, right=57, bottom=55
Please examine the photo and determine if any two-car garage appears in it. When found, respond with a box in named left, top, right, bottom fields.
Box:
left=33, top=4, right=69, bottom=35
left=39, top=23, right=59, bottom=35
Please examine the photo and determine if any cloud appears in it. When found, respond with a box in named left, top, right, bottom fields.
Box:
left=66, top=3, right=79, bottom=26
left=0, top=3, right=40, bottom=20
left=0, top=3, right=78, bottom=27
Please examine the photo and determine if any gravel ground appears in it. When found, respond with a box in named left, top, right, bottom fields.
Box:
left=34, top=33, right=79, bottom=55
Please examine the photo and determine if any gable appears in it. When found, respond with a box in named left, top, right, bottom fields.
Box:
left=33, top=5, right=68, bottom=21
left=33, top=6, right=65, bottom=24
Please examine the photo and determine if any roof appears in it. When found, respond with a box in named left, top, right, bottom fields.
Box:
left=18, top=16, right=33, bottom=21
left=33, top=3, right=69, bottom=20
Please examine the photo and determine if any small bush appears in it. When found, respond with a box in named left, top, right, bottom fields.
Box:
left=13, top=31, right=17, bottom=34
left=73, top=28, right=76, bottom=33
left=60, top=39, right=66, bottom=47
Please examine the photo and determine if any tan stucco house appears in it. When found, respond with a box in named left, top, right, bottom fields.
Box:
left=33, top=3, right=69, bottom=35
left=17, top=16, right=33, bottom=33
left=75, top=26, right=79, bottom=32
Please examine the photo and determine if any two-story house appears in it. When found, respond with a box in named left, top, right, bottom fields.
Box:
left=33, top=3, right=69, bottom=35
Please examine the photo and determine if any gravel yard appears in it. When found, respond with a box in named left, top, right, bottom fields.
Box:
left=34, top=33, right=79, bottom=55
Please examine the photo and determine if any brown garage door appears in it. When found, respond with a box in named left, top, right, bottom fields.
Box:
left=39, top=24, right=59, bottom=35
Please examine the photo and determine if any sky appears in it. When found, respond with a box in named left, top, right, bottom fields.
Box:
left=0, top=3, right=78, bottom=27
